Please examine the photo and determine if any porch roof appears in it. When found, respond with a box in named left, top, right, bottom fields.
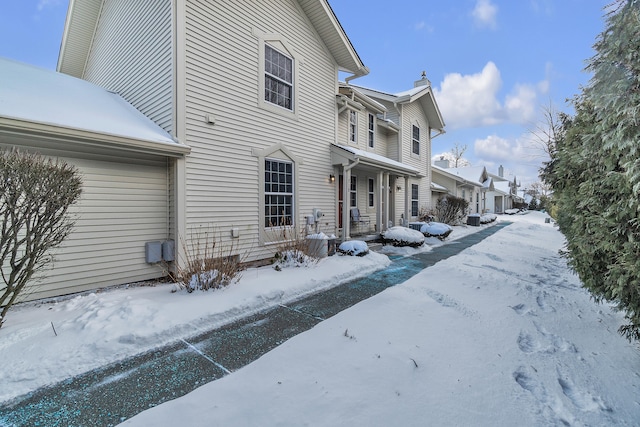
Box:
left=331, top=143, right=421, bottom=177
left=431, top=182, right=448, bottom=192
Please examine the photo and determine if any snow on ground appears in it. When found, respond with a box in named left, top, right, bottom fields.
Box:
left=2, top=212, right=639, bottom=426
left=121, top=212, right=640, bottom=427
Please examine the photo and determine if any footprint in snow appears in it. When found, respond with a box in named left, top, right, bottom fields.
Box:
left=557, top=375, right=612, bottom=413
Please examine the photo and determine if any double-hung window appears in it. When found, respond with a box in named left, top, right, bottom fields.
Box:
left=265, top=159, right=293, bottom=227
left=368, top=113, right=375, bottom=148
left=368, top=178, right=375, bottom=207
left=411, top=184, right=419, bottom=216
left=412, top=125, right=420, bottom=155
left=350, top=176, right=357, bottom=207
left=264, top=45, right=293, bottom=110
left=349, top=111, right=357, bottom=143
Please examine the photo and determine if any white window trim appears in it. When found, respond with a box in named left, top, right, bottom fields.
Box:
left=411, top=183, right=419, bottom=217
left=411, top=124, right=421, bottom=156
left=254, top=29, right=300, bottom=120
left=368, top=113, right=375, bottom=148
left=368, top=177, right=375, bottom=208
left=349, top=110, right=358, bottom=144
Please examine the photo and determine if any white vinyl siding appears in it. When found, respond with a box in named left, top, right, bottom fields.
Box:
left=18, top=155, right=170, bottom=302
left=349, top=110, right=357, bottom=143
left=83, top=0, right=174, bottom=133
left=184, top=0, right=338, bottom=262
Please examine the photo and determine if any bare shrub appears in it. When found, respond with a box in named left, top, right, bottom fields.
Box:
left=270, top=226, right=319, bottom=270
left=170, top=227, right=244, bottom=292
left=435, top=195, right=469, bottom=225
left=417, top=205, right=436, bottom=222
left=0, top=149, right=82, bottom=327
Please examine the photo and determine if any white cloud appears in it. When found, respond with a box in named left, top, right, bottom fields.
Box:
left=471, top=0, right=498, bottom=30
left=434, top=61, right=503, bottom=129
left=434, top=62, right=546, bottom=130
left=37, top=0, right=62, bottom=11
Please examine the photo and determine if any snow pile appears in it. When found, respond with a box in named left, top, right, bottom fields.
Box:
left=122, top=211, right=640, bottom=427
left=337, top=240, right=369, bottom=256
left=380, top=226, right=425, bottom=247
left=418, top=221, right=453, bottom=239
left=505, top=208, right=521, bottom=215
left=480, top=213, right=497, bottom=223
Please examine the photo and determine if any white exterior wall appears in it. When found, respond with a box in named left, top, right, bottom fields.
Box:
left=83, top=0, right=174, bottom=133
left=183, top=0, right=339, bottom=262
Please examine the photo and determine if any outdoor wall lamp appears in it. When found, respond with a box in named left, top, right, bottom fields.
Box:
left=329, top=174, right=335, bottom=183
left=396, top=185, right=402, bottom=191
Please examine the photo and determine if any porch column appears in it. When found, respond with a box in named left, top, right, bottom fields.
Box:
left=404, top=176, right=410, bottom=226
left=343, top=167, right=351, bottom=240
left=376, top=171, right=384, bottom=232
left=383, top=173, right=390, bottom=231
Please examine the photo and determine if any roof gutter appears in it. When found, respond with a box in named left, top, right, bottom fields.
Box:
left=344, top=66, right=370, bottom=84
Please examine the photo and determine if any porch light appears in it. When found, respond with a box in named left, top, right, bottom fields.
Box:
left=329, top=174, right=335, bottom=183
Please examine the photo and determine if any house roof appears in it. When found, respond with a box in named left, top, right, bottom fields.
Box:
left=350, top=84, right=445, bottom=132
left=0, top=57, right=189, bottom=156
left=58, top=0, right=369, bottom=79
left=331, top=143, right=421, bottom=177
left=431, top=182, right=448, bottom=192
left=431, top=164, right=483, bottom=188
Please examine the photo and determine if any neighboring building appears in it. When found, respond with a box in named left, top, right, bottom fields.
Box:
left=340, top=73, right=445, bottom=235
left=431, top=162, right=483, bottom=214
left=433, top=160, right=521, bottom=214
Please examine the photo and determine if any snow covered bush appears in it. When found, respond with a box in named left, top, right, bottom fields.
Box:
left=172, top=227, right=244, bottom=292
left=418, top=222, right=453, bottom=240
left=337, top=240, right=369, bottom=256
left=480, top=213, right=497, bottom=224
left=0, top=149, right=82, bottom=328
left=380, top=227, right=425, bottom=247
left=435, top=195, right=469, bottom=225
left=271, top=227, right=320, bottom=270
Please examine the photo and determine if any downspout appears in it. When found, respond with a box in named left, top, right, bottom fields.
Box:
left=342, top=158, right=360, bottom=240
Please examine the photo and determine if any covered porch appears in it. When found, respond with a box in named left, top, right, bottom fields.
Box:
left=331, top=143, right=421, bottom=240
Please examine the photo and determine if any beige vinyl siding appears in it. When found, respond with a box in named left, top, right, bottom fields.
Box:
left=83, top=0, right=174, bottom=133
left=184, top=0, right=338, bottom=262
left=7, top=152, right=170, bottom=302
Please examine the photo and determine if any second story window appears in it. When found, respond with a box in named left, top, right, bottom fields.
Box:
left=265, top=45, right=293, bottom=110
left=368, top=114, right=375, bottom=148
left=412, top=125, right=420, bottom=155
left=349, top=111, right=357, bottom=143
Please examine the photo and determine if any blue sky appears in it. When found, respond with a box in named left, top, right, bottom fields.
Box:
left=0, top=0, right=608, bottom=186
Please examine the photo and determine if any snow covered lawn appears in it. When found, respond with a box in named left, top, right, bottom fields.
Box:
left=2, top=212, right=638, bottom=427
left=121, top=212, right=640, bottom=426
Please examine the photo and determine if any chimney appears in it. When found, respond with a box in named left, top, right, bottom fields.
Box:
left=498, top=165, right=504, bottom=178
left=434, top=158, right=450, bottom=168
left=414, top=70, right=431, bottom=88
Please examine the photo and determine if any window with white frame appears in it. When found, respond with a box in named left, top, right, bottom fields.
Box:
left=411, top=184, right=419, bottom=216
left=264, top=158, right=293, bottom=227
left=368, top=113, right=375, bottom=148
left=368, top=178, right=375, bottom=207
left=264, top=45, right=293, bottom=110
left=349, top=110, right=357, bottom=143
left=412, top=125, right=420, bottom=155
left=350, top=176, right=357, bottom=207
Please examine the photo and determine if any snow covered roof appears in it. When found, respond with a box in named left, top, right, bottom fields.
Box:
left=431, top=182, right=448, bottom=192
left=331, top=143, right=421, bottom=176
left=349, top=84, right=445, bottom=131
left=0, top=57, right=189, bottom=155
left=431, top=164, right=482, bottom=188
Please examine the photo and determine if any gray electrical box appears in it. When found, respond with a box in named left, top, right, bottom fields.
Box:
left=162, top=240, right=175, bottom=261
left=145, top=241, right=162, bottom=263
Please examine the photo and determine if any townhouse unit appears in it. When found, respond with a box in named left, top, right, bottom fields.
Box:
left=1, top=0, right=446, bottom=302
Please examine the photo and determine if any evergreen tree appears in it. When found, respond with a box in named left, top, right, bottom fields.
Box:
left=544, top=0, right=640, bottom=340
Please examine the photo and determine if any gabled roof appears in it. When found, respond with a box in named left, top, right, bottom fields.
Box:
left=58, top=0, right=369, bottom=79
left=0, top=57, right=189, bottom=156
left=432, top=164, right=483, bottom=188
left=331, top=143, right=420, bottom=177
left=338, top=84, right=387, bottom=114
left=350, top=84, right=445, bottom=132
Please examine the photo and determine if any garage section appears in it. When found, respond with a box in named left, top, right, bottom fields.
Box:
left=27, top=155, right=172, bottom=301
